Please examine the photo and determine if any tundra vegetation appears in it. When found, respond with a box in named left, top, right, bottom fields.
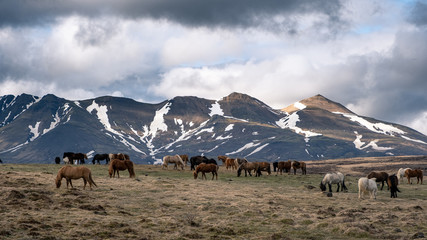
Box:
left=0, top=157, right=426, bottom=240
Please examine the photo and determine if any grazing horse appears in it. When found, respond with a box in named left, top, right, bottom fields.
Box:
left=397, top=168, right=410, bottom=184
left=358, top=177, right=377, bottom=199
left=193, top=163, right=218, bottom=180
left=109, top=159, right=135, bottom=178
left=225, top=158, right=237, bottom=170
left=55, top=157, right=61, bottom=164
left=179, top=155, right=189, bottom=167
left=162, top=155, right=185, bottom=170
left=291, top=161, right=306, bottom=175
left=217, top=155, right=228, bottom=165
left=237, top=162, right=260, bottom=177
left=55, top=166, right=97, bottom=190
left=92, top=154, right=110, bottom=164
left=387, top=174, right=400, bottom=198
left=320, top=172, right=348, bottom=192
left=367, top=171, right=389, bottom=190
left=404, top=169, right=423, bottom=184
left=190, top=156, right=208, bottom=170
left=256, top=162, right=271, bottom=176
left=276, top=161, right=292, bottom=175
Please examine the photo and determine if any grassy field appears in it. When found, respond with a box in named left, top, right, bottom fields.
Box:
left=0, top=160, right=426, bottom=240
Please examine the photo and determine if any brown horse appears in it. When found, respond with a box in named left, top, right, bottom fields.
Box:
left=404, top=169, right=423, bottom=184
left=257, top=162, right=271, bottom=176
left=225, top=158, right=237, bottom=170
left=180, top=154, right=189, bottom=167
left=276, top=160, right=292, bottom=175
left=193, top=163, right=218, bottom=180
left=109, top=159, right=135, bottom=178
left=291, top=161, right=306, bottom=175
left=55, top=166, right=97, bottom=190
left=367, top=171, right=389, bottom=190
left=217, top=155, right=228, bottom=165
left=237, top=162, right=259, bottom=177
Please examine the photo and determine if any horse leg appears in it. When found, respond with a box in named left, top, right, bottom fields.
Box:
left=69, top=179, right=74, bottom=189
left=83, top=178, right=87, bottom=190
left=328, top=183, right=332, bottom=192
left=117, top=170, right=120, bottom=178
left=336, top=183, right=340, bottom=192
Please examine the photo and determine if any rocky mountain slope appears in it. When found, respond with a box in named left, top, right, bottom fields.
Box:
left=0, top=93, right=426, bottom=164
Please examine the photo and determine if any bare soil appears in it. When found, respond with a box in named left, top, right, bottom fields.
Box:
left=0, top=156, right=426, bottom=240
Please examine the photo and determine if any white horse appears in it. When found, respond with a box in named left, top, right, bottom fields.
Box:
left=162, top=155, right=185, bottom=170
left=320, top=172, right=348, bottom=192
left=397, top=168, right=410, bottom=184
left=63, top=157, right=71, bottom=164
left=358, top=177, right=378, bottom=199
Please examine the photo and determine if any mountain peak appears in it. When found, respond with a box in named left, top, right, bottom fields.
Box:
left=222, top=92, right=259, bottom=103
left=282, top=94, right=354, bottom=114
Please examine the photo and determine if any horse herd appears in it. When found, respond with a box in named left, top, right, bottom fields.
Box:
left=54, top=152, right=424, bottom=200
left=320, top=168, right=423, bottom=199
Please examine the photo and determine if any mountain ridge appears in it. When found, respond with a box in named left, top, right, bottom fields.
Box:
left=0, top=92, right=426, bottom=164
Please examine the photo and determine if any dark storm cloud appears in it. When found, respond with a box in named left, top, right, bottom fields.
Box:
left=409, top=1, right=427, bottom=27
left=0, top=0, right=344, bottom=31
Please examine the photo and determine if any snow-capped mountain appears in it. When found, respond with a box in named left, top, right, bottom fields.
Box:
left=0, top=93, right=426, bottom=164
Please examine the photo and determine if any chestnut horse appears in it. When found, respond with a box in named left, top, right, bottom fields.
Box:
left=276, top=161, right=292, bottom=175
left=55, top=166, right=97, bottom=190
left=404, top=169, right=423, bottom=184
left=291, top=161, right=306, bottom=175
left=109, top=159, right=135, bottom=178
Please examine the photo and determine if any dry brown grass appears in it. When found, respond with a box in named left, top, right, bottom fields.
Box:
left=1, top=157, right=426, bottom=240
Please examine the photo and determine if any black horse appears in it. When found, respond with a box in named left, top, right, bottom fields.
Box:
left=92, top=154, right=110, bottom=164
left=190, top=156, right=209, bottom=170
left=54, top=157, right=61, bottom=164
left=63, top=152, right=87, bottom=164
left=0, top=158, right=3, bottom=164
left=272, top=161, right=278, bottom=172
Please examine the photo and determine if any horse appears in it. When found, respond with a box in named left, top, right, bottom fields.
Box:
left=63, top=152, right=87, bottom=164
left=0, top=158, right=2, bottom=163
left=55, top=166, right=97, bottom=190
left=320, top=172, right=347, bottom=192
left=92, top=154, right=110, bottom=164
left=387, top=174, right=400, bottom=198
left=202, top=158, right=217, bottom=165
left=179, top=154, right=189, bottom=167
left=162, top=155, right=185, bottom=170
left=256, top=162, right=271, bottom=176
left=273, top=161, right=278, bottom=172
left=237, top=162, right=260, bottom=177
left=217, top=155, right=228, bottom=165
left=193, top=163, right=218, bottom=180
left=54, top=157, right=61, bottom=164
left=291, top=161, right=306, bottom=175
left=190, top=156, right=208, bottom=170
left=367, top=171, right=389, bottom=190
left=358, top=177, right=377, bottom=199
left=225, top=158, right=237, bottom=170
left=108, top=153, right=130, bottom=161
left=397, top=168, right=410, bottom=184
left=234, top=158, right=248, bottom=169
left=63, top=157, right=71, bottom=164
left=276, top=161, right=292, bottom=175
left=404, top=169, right=423, bottom=184
left=109, top=159, right=135, bottom=178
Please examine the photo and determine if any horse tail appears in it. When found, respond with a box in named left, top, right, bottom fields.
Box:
left=89, top=172, right=97, bottom=187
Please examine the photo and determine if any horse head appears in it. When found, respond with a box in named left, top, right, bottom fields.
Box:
left=55, top=174, right=62, bottom=188
left=193, top=171, right=198, bottom=179
left=319, top=182, right=326, bottom=191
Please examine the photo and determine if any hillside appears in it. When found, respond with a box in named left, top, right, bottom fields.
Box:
left=0, top=93, right=426, bottom=163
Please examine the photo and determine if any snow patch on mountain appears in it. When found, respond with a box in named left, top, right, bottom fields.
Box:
left=276, top=112, right=322, bottom=138
left=336, top=113, right=405, bottom=136
left=246, top=143, right=269, bottom=157
left=86, top=100, right=116, bottom=134
left=294, top=102, right=306, bottom=110
left=225, top=124, right=234, bottom=132
left=227, top=142, right=261, bottom=155
left=401, top=136, right=427, bottom=144
left=353, top=131, right=393, bottom=151
left=209, top=101, right=224, bottom=117
left=29, top=121, right=41, bottom=141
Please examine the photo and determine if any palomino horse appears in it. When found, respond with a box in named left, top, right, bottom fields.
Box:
left=55, top=166, right=97, bottom=190
left=179, top=154, right=189, bottom=167
left=162, top=155, right=185, bottom=170
left=109, top=159, right=135, bottom=178
left=404, top=169, right=423, bottom=184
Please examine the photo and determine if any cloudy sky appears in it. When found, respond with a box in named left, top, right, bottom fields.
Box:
left=0, top=0, right=427, bottom=134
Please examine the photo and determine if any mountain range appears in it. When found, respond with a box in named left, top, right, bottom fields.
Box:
left=1, top=92, right=426, bottom=164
